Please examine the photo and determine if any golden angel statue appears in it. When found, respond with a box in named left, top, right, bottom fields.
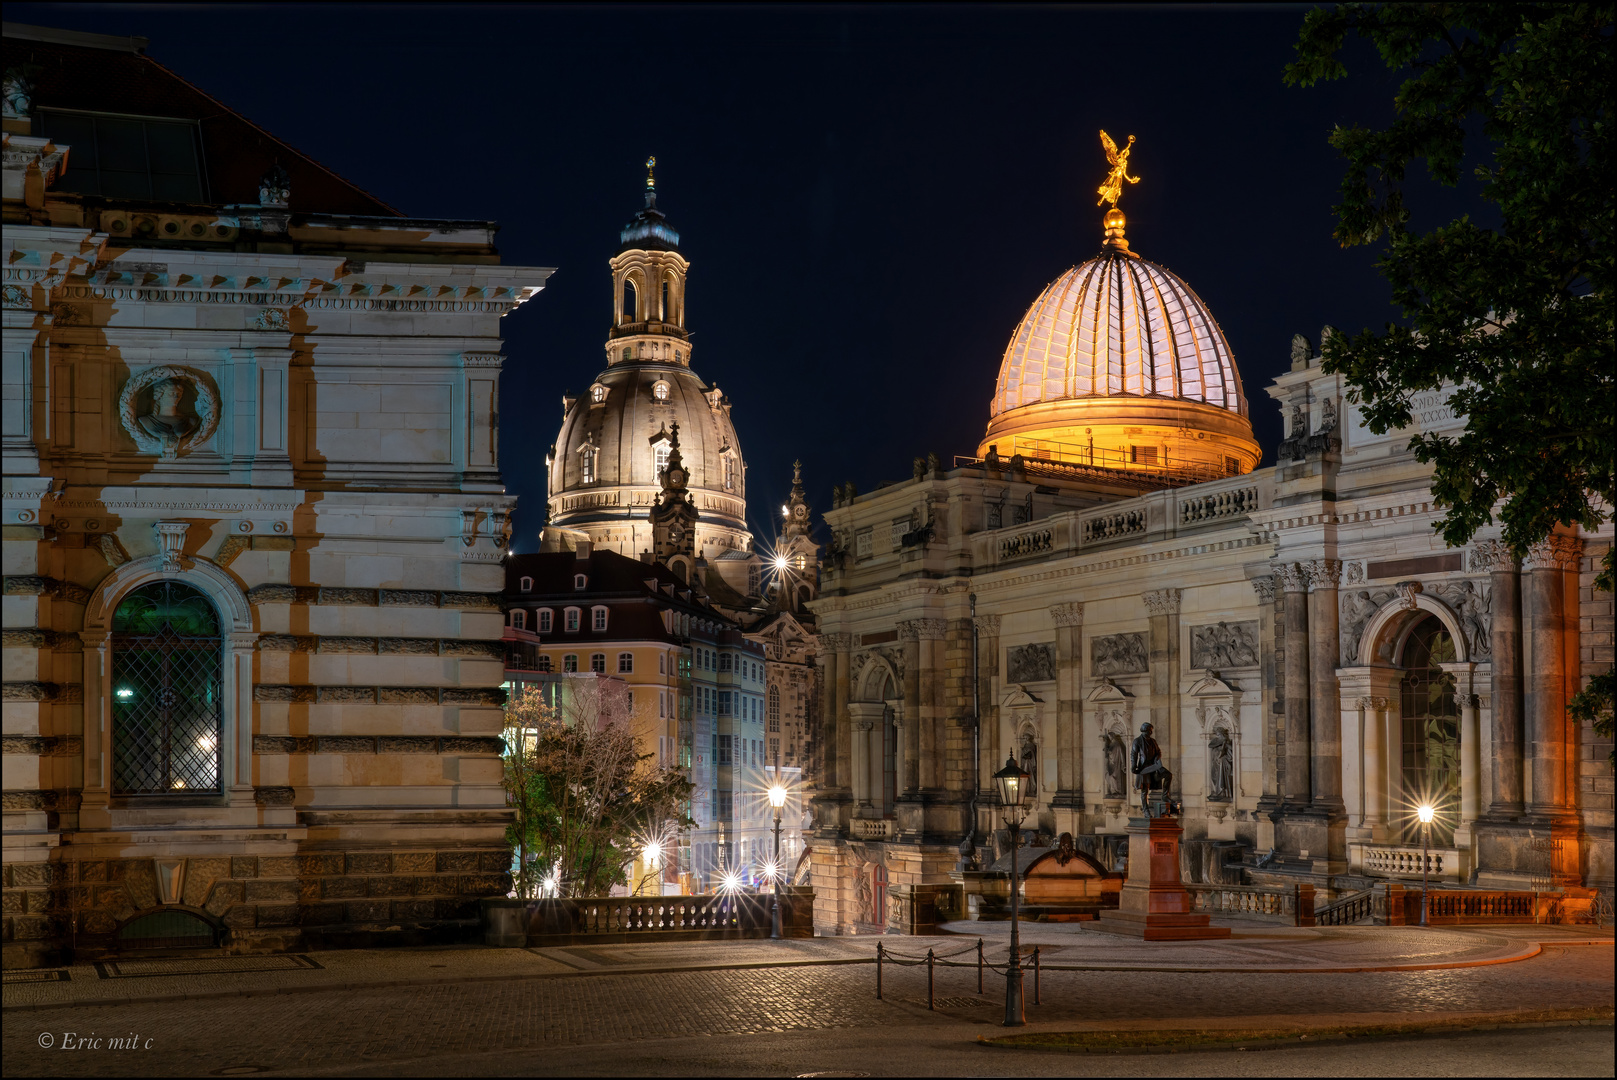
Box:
left=1096, top=130, right=1140, bottom=208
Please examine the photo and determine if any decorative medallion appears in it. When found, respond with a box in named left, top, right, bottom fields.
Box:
left=117, top=366, right=219, bottom=457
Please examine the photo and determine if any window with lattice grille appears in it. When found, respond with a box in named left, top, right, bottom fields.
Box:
left=111, top=580, right=222, bottom=796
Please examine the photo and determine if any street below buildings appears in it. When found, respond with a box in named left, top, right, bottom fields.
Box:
left=2, top=923, right=1610, bottom=1077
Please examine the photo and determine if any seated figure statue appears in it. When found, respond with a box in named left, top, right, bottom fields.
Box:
left=1132, top=722, right=1179, bottom=817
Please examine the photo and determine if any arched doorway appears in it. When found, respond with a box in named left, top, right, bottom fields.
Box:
left=1397, top=616, right=1460, bottom=846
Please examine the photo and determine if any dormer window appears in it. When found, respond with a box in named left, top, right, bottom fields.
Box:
left=652, top=381, right=670, bottom=402
left=538, top=609, right=553, bottom=633
left=723, top=456, right=735, bottom=491
left=573, top=574, right=587, bottom=590
left=653, top=438, right=671, bottom=479
left=592, top=606, right=609, bottom=632
left=591, top=384, right=608, bottom=404
left=519, top=576, right=534, bottom=592
left=564, top=608, right=581, bottom=632
left=580, top=446, right=598, bottom=484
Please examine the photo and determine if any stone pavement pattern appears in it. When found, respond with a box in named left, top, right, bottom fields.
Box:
left=2, top=927, right=1610, bottom=1077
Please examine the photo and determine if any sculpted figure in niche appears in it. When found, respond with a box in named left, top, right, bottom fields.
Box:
left=1318, top=396, right=1338, bottom=433
left=1208, top=727, right=1234, bottom=802
left=139, top=378, right=197, bottom=445
left=1019, top=730, right=1038, bottom=799
left=1102, top=732, right=1128, bottom=800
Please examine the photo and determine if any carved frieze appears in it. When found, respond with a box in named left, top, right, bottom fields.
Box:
left=1006, top=642, right=1057, bottom=683
left=974, top=613, right=1002, bottom=635
left=1189, top=621, right=1259, bottom=669
left=1090, top=633, right=1148, bottom=677
left=1469, top=540, right=1516, bottom=572
left=1302, top=559, right=1343, bottom=591
left=1523, top=535, right=1582, bottom=571
left=1276, top=562, right=1308, bottom=593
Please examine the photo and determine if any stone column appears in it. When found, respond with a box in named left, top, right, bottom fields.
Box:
left=915, top=620, right=947, bottom=792
left=78, top=631, right=111, bottom=828
left=824, top=633, right=853, bottom=794
left=847, top=704, right=880, bottom=810
left=1277, top=563, right=1311, bottom=804
left=1050, top=602, right=1084, bottom=808
left=898, top=622, right=923, bottom=794
left=1524, top=536, right=1579, bottom=815
left=974, top=613, right=1002, bottom=796
left=1460, top=692, right=1481, bottom=827
left=1358, top=696, right=1390, bottom=837
left=1143, top=589, right=1182, bottom=780
left=1303, top=559, right=1343, bottom=810
left=1474, top=541, right=1525, bottom=816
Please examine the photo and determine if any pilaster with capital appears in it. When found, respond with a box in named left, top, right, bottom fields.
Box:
left=1275, top=564, right=1311, bottom=802
left=1251, top=575, right=1280, bottom=803
left=821, top=633, right=853, bottom=795
left=1524, top=535, right=1580, bottom=815
left=1050, top=602, right=1084, bottom=807
left=974, top=612, right=1002, bottom=794
left=1145, top=590, right=1182, bottom=785
left=1302, top=559, right=1343, bottom=809
left=897, top=622, right=924, bottom=793
left=1474, top=541, right=1525, bottom=816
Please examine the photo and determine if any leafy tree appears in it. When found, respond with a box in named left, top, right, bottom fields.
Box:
left=1286, top=2, right=1614, bottom=755
left=502, top=682, right=694, bottom=899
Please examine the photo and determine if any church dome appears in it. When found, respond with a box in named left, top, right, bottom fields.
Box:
left=978, top=210, right=1259, bottom=481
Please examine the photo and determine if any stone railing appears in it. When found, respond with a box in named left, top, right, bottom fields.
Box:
left=1179, top=485, right=1259, bottom=526
left=1315, top=887, right=1376, bottom=926
left=1081, top=507, right=1147, bottom=545
left=851, top=819, right=896, bottom=841
left=1379, top=884, right=1581, bottom=925
left=487, top=888, right=815, bottom=946
left=1185, top=883, right=1304, bottom=924
left=1354, top=843, right=1464, bottom=881
left=998, top=526, right=1054, bottom=562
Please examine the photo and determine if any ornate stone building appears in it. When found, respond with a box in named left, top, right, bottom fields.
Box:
left=807, top=205, right=1612, bottom=935
left=2, top=24, right=552, bottom=965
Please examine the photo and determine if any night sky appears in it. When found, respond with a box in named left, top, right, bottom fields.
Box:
left=14, top=4, right=1484, bottom=552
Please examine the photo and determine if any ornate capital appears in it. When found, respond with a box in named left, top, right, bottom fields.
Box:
left=1302, top=559, right=1342, bottom=591
left=897, top=618, right=946, bottom=642
left=1356, top=696, right=1389, bottom=712
left=1276, top=562, right=1308, bottom=593
left=1050, top=601, right=1085, bottom=627
left=1251, top=576, right=1277, bottom=602
left=974, top=613, right=1002, bottom=635
left=1523, top=534, right=1582, bottom=572
left=819, top=633, right=854, bottom=653
left=1469, top=539, right=1518, bottom=573
left=1395, top=580, right=1424, bottom=610
left=1141, top=588, right=1182, bottom=616
left=897, top=620, right=921, bottom=643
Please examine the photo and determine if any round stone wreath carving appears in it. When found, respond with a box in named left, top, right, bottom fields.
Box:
left=117, top=365, right=219, bottom=455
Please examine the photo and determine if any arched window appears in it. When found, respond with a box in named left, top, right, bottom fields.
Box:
left=654, top=439, right=671, bottom=478
left=590, top=653, right=606, bottom=673
left=768, top=686, right=781, bottom=732
left=622, top=345, right=634, bottom=362
left=622, top=279, right=637, bottom=322
left=564, top=654, right=579, bottom=672
left=519, top=576, right=533, bottom=592
left=536, top=655, right=552, bottom=673
left=538, top=609, right=553, bottom=633
left=661, top=278, right=671, bottom=322
left=1399, top=616, right=1460, bottom=845
left=511, top=610, right=527, bottom=630
left=111, top=580, right=223, bottom=795
left=592, top=606, right=609, bottom=632
left=723, top=455, right=735, bottom=491
left=618, top=652, right=634, bottom=673
left=580, top=447, right=597, bottom=484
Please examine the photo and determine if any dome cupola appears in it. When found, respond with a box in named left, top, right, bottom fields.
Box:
left=977, top=133, right=1260, bottom=482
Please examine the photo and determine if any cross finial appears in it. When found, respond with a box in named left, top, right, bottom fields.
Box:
left=646, top=155, right=657, bottom=190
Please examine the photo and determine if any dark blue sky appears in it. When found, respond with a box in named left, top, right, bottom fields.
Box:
left=14, top=4, right=1479, bottom=551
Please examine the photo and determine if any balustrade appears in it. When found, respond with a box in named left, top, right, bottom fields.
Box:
left=851, top=819, right=896, bottom=841
left=1354, top=843, right=1463, bottom=880
left=1185, top=883, right=1296, bottom=922
left=1082, top=509, right=1147, bottom=544
left=997, top=527, right=1053, bottom=561
left=1179, top=485, right=1259, bottom=525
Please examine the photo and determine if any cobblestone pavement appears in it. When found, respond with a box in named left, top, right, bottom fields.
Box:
left=2, top=939, right=1610, bottom=1077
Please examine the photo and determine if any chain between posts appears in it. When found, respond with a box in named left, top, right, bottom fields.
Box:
left=874, top=939, right=1044, bottom=1007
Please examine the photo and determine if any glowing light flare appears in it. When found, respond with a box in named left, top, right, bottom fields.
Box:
left=768, top=784, right=788, bottom=810
left=719, top=870, right=744, bottom=894
left=115, top=688, right=134, bottom=700
left=643, top=840, right=663, bottom=870
left=1417, top=804, right=1435, bottom=825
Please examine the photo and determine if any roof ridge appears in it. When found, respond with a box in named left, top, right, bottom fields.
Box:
left=137, top=50, right=405, bottom=218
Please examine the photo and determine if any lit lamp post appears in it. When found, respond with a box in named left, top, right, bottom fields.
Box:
left=768, top=782, right=788, bottom=939
left=1417, top=803, right=1434, bottom=927
left=993, top=754, right=1031, bottom=1027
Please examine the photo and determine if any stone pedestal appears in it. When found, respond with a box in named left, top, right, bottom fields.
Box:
left=1094, top=817, right=1230, bottom=941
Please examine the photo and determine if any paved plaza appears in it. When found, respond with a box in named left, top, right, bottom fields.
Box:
left=2, top=922, right=1611, bottom=1077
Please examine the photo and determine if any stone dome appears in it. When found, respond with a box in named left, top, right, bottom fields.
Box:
left=548, top=350, right=751, bottom=557
left=978, top=212, right=1259, bottom=480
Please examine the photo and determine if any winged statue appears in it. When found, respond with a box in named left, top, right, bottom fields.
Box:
left=1096, top=130, right=1140, bottom=208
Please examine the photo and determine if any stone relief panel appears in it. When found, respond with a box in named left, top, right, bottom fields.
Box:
left=1429, top=580, right=1492, bottom=659
left=1090, top=633, right=1147, bottom=677
left=118, top=365, right=220, bottom=457
left=1188, top=621, right=1259, bottom=670
left=1340, top=588, right=1397, bottom=665
left=1006, top=642, right=1057, bottom=683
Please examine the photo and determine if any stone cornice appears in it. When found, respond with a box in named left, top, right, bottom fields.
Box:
left=251, top=734, right=506, bottom=755
left=245, top=585, right=502, bottom=610
left=257, top=635, right=503, bottom=658
left=252, top=685, right=507, bottom=706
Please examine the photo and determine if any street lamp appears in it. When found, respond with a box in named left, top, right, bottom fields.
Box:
left=1417, top=803, right=1435, bottom=927
left=993, top=754, right=1031, bottom=1027
left=768, top=782, right=788, bottom=939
